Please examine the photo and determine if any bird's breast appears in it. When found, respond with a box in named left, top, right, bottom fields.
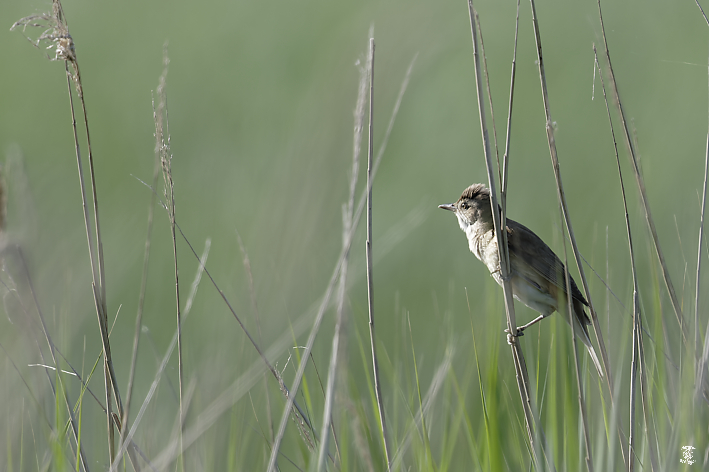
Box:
left=466, top=227, right=499, bottom=275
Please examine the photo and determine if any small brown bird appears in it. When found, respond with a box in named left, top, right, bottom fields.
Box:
left=439, top=183, right=603, bottom=377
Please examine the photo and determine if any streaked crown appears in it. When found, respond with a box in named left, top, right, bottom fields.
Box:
left=439, top=183, right=494, bottom=232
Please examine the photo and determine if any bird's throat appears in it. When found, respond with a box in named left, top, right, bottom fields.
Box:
left=464, top=221, right=495, bottom=264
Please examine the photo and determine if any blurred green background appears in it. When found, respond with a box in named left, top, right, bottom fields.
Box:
left=1, top=0, right=708, bottom=469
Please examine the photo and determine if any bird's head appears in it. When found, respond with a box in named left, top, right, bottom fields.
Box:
left=439, top=183, right=493, bottom=232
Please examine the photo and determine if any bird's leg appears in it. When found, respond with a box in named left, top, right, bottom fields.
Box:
left=504, top=313, right=551, bottom=338
left=504, top=317, right=528, bottom=344
left=517, top=313, right=553, bottom=333
left=504, top=325, right=526, bottom=338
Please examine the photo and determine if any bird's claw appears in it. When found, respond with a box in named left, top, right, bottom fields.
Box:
left=506, top=332, right=515, bottom=345
left=504, top=327, right=524, bottom=345
left=491, top=266, right=511, bottom=282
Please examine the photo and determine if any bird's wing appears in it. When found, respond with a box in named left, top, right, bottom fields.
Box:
left=505, top=218, right=588, bottom=306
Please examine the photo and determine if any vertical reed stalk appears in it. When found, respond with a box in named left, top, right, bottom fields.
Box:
left=110, top=239, right=210, bottom=470
left=559, top=214, right=594, bottom=472
left=316, top=48, right=368, bottom=472
left=693, top=0, right=709, bottom=402
left=596, top=0, right=689, bottom=346
left=267, top=31, right=411, bottom=472
left=527, top=0, right=607, bottom=468
left=592, top=43, right=647, bottom=470
left=17, top=248, right=90, bottom=471
left=154, top=61, right=185, bottom=471
left=500, top=0, right=520, bottom=233
left=121, top=44, right=169, bottom=468
left=467, top=2, right=553, bottom=470
left=11, top=1, right=124, bottom=464
left=528, top=0, right=609, bottom=381
left=364, top=38, right=392, bottom=471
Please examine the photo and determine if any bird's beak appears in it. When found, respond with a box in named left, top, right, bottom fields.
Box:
left=438, top=203, right=456, bottom=212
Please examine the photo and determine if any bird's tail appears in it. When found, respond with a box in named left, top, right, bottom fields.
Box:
left=585, top=343, right=604, bottom=379
left=572, top=314, right=604, bottom=378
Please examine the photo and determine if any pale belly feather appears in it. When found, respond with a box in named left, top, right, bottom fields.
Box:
left=466, top=224, right=557, bottom=317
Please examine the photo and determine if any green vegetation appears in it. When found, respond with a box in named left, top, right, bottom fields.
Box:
left=1, top=0, right=708, bottom=470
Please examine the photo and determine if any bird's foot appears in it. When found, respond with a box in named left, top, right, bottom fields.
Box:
left=504, top=326, right=525, bottom=345
left=491, top=266, right=511, bottom=282
left=506, top=332, right=515, bottom=345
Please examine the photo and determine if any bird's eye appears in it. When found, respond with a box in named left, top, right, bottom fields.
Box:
left=460, top=202, right=468, bottom=209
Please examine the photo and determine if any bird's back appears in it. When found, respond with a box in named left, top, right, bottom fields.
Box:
left=505, top=218, right=590, bottom=323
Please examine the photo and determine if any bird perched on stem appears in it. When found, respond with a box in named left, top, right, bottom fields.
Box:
left=439, top=183, right=603, bottom=377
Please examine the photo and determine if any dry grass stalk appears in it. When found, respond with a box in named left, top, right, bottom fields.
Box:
left=236, top=230, right=275, bottom=444
left=527, top=0, right=602, bottom=467
left=137, top=290, right=354, bottom=470
left=264, top=234, right=349, bottom=471
left=559, top=209, right=595, bottom=471
left=15, top=247, right=90, bottom=471
left=594, top=0, right=687, bottom=465
left=628, top=299, right=639, bottom=472
left=267, top=32, right=414, bottom=470
left=7, top=247, right=148, bottom=470
left=693, top=0, right=709, bottom=404
left=528, top=0, right=610, bottom=382
left=151, top=43, right=186, bottom=472
left=162, top=215, right=320, bottom=446
left=596, top=0, right=689, bottom=346
left=390, top=347, right=452, bottom=470
left=315, top=47, right=369, bottom=472
left=121, top=43, right=169, bottom=466
left=695, top=134, right=709, bottom=402
left=12, top=0, right=124, bottom=465
left=473, top=12, right=500, bottom=178
left=592, top=42, right=660, bottom=471
left=467, top=1, right=552, bottom=470
left=363, top=37, right=392, bottom=471
left=637, top=329, right=660, bottom=471
left=172, top=218, right=320, bottom=442
left=499, top=0, right=520, bottom=230
left=111, top=239, right=210, bottom=470
left=0, top=167, right=6, bottom=237
left=112, top=52, right=279, bottom=471
left=153, top=46, right=185, bottom=472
